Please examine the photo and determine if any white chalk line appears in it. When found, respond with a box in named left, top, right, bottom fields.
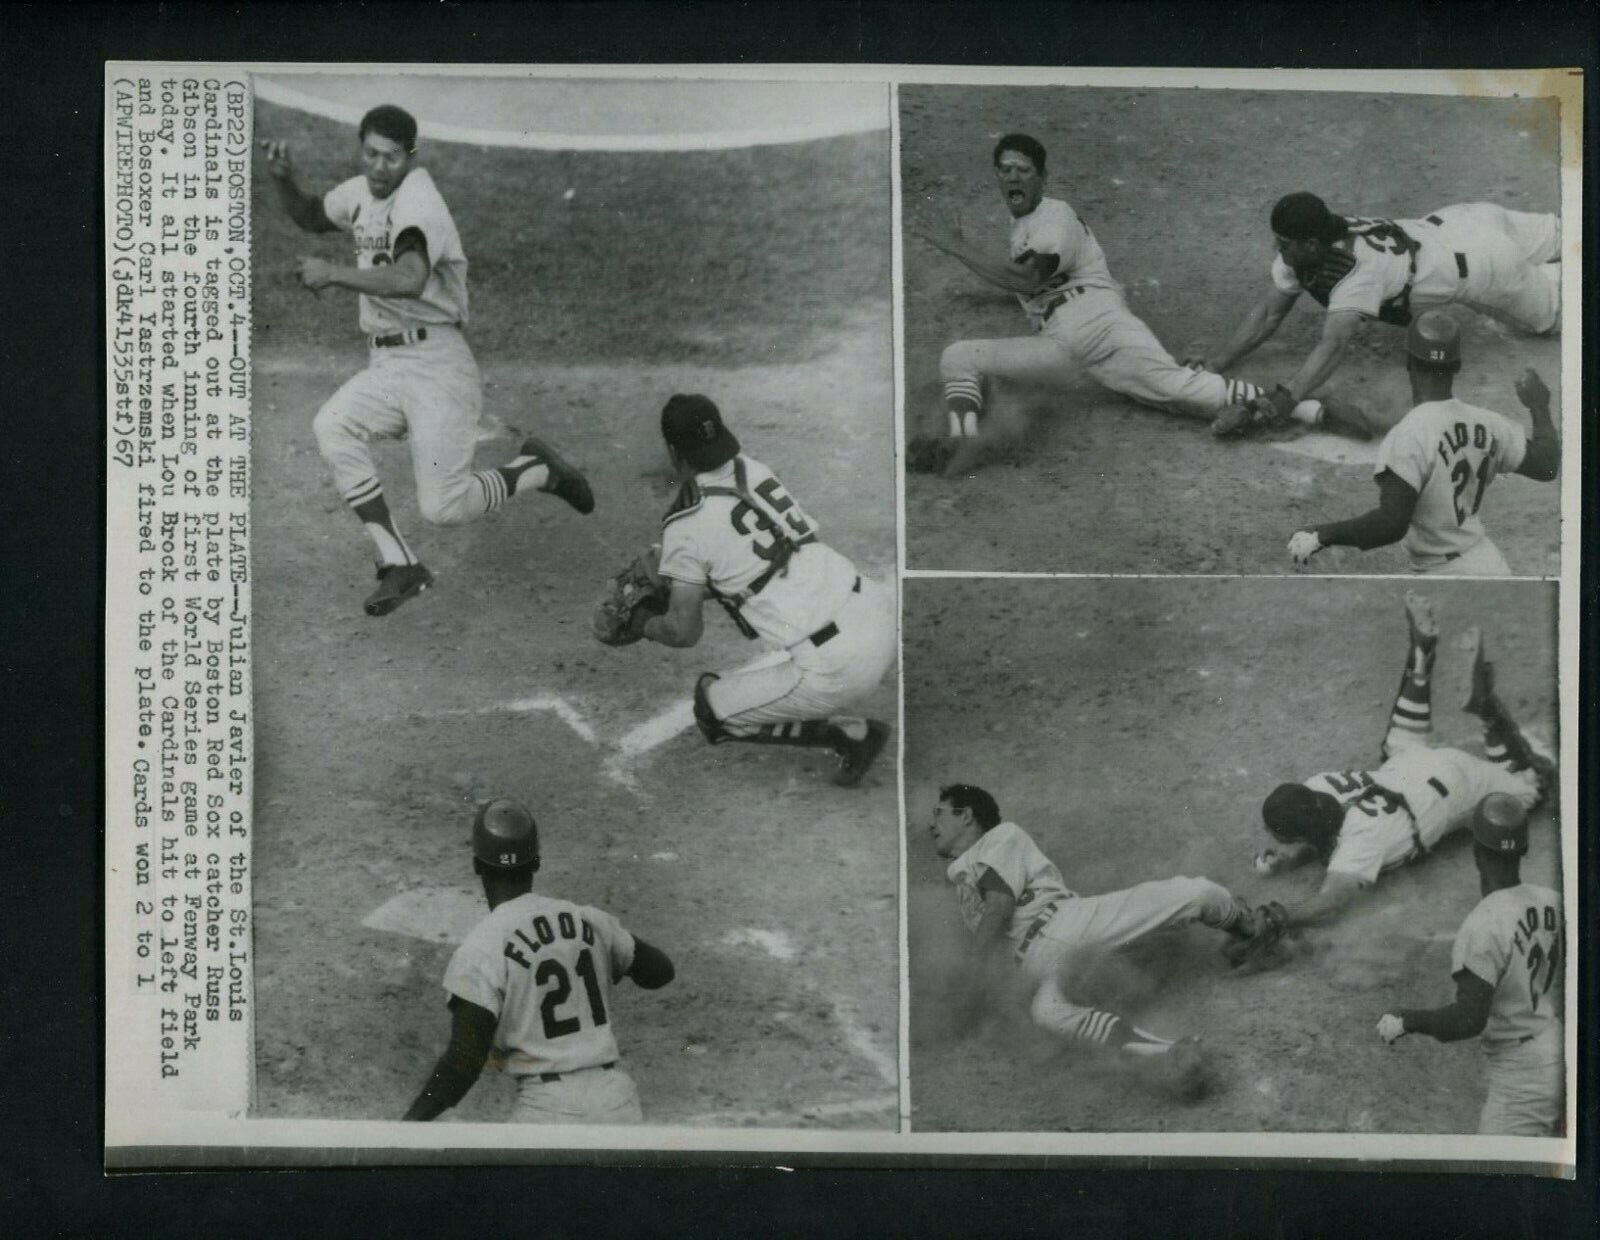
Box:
left=253, top=76, right=886, bottom=153
left=420, top=694, right=597, bottom=745
left=831, top=1000, right=899, bottom=1088
left=1268, top=433, right=1380, bottom=467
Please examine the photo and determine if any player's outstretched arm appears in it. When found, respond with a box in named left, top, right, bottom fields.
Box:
left=401, top=997, right=497, bottom=1121
left=1378, top=970, right=1494, bottom=1045
left=1280, top=309, right=1362, bottom=406
left=257, top=140, right=337, bottom=234
left=912, top=208, right=1049, bottom=297
left=1514, top=368, right=1561, bottom=481
left=1281, top=869, right=1363, bottom=929
left=627, top=937, right=676, bottom=990
left=1289, top=470, right=1419, bottom=567
left=298, top=249, right=430, bottom=299
left=638, top=581, right=706, bottom=649
left=1210, top=287, right=1298, bottom=373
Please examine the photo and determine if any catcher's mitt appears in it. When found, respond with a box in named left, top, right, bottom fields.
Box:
left=592, top=550, right=669, bottom=647
left=1223, top=900, right=1290, bottom=970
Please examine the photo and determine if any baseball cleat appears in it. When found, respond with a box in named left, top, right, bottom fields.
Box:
left=1460, top=627, right=1495, bottom=716
left=365, top=562, right=434, bottom=617
left=1208, top=404, right=1256, bottom=438
left=522, top=435, right=595, bottom=514
left=832, top=720, right=890, bottom=788
left=906, top=434, right=959, bottom=475
left=1403, top=591, right=1439, bottom=648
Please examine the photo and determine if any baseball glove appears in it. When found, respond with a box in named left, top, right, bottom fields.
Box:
left=592, top=550, right=670, bottom=647
left=1222, top=900, right=1290, bottom=970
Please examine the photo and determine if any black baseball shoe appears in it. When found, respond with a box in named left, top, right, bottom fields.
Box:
left=832, top=720, right=890, bottom=788
left=906, top=434, right=958, bottom=475
left=1208, top=403, right=1257, bottom=438
left=521, top=435, right=595, bottom=514
left=365, top=562, right=434, bottom=617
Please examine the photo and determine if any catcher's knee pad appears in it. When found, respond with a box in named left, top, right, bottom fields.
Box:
left=692, top=673, right=729, bottom=744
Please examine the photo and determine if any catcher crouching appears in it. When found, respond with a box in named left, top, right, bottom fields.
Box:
left=593, top=395, right=895, bottom=787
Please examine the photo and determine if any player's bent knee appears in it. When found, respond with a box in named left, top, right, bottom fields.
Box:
left=693, top=673, right=729, bottom=744
left=940, top=340, right=980, bottom=378
left=417, top=484, right=479, bottom=527
left=312, top=403, right=354, bottom=459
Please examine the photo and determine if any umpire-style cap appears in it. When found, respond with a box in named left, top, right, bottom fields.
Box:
left=1405, top=310, right=1462, bottom=368
left=661, top=394, right=740, bottom=472
left=1270, top=192, right=1340, bottom=242
left=472, top=797, right=540, bottom=870
left=1469, top=792, right=1529, bottom=854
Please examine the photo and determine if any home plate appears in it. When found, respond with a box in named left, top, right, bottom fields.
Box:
left=1270, top=433, right=1379, bottom=467
left=364, top=886, right=485, bottom=945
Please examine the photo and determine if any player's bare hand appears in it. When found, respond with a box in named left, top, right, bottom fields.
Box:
left=1181, top=349, right=1211, bottom=372
left=1514, top=368, right=1550, bottom=413
left=296, top=256, right=334, bottom=293
left=912, top=204, right=964, bottom=251
left=258, top=139, right=296, bottom=182
left=1287, top=531, right=1321, bottom=569
left=1253, top=849, right=1280, bottom=876
left=1376, top=1013, right=1406, bottom=1045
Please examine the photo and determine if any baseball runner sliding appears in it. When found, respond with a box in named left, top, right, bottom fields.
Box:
left=259, top=105, right=595, bottom=617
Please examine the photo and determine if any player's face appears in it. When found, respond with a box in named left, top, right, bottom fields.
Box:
left=929, top=799, right=977, bottom=858
left=994, top=151, right=1044, bottom=218
left=1274, top=233, right=1319, bottom=271
left=361, top=131, right=413, bottom=199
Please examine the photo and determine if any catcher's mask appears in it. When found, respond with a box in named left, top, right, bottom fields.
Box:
left=662, top=394, right=740, bottom=472
left=472, top=797, right=541, bottom=871
left=1261, top=783, right=1342, bottom=854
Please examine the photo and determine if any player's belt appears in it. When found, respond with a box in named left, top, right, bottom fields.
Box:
left=535, top=1061, right=617, bottom=1083
left=1014, top=898, right=1065, bottom=960
left=805, top=577, right=861, bottom=648
left=1038, top=286, right=1086, bottom=324
left=1421, top=216, right=1470, bottom=281
left=371, top=327, right=430, bottom=348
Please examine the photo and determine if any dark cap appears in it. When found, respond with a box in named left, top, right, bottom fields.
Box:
left=1405, top=309, right=1462, bottom=368
left=471, top=797, right=540, bottom=870
left=661, top=394, right=740, bottom=472
left=1270, top=192, right=1339, bottom=242
left=1470, top=793, right=1528, bottom=854
left=1262, top=782, right=1340, bottom=847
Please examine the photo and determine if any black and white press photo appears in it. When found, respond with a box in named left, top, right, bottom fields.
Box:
left=905, top=577, right=1562, bottom=1136
left=245, top=72, right=900, bottom=1129
left=899, top=85, right=1566, bottom=576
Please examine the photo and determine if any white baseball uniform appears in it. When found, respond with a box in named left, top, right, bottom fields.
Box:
left=1270, top=204, right=1560, bottom=332
left=1308, top=742, right=1540, bottom=888
left=947, top=821, right=1241, bottom=1035
left=657, top=455, right=896, bottom=727
left=940, top=196, right=1261, bottom=423
left=314, top=167, right=494, bottom=527
left=1452, top=883, right=1564, bottom=1136
left=1375, top=397, right=1530, bottom=575
left=444, top=891, right=645, bottom=1124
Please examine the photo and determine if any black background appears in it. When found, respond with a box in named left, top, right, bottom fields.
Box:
left=7, top=2, right=1596, bottom=1235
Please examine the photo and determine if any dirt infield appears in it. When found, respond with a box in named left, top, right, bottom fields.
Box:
left=899, top=87, right=1563, bottom=575
left=905, top=577, right=1559, bottom=1132
left=249, top=96, right=899, bottom=1127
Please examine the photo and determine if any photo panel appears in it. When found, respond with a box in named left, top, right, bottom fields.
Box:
left=899, top=85, right=1565, bottom=577
left=905, top=576, right=1563, bottom=1137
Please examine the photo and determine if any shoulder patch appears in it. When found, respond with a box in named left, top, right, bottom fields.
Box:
left=661, top=479, right=703, bottom=528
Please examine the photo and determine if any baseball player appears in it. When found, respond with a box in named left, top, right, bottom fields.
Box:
left=634, top=394, right=895, bottom=787
left=402, top=798, right=675, bottom=1124
left=929, top=782, right=1274, bottom=1057
left=1287, top=311, right=1559, bottom=576
left=906, top=133, right=1336, bottom=474
left=1375, top=793, right=1565, bottom=1137
left=1246, top=593, right=1552, bottom=937
left=259, top=104, right=595, bottom=617
left=1201, top=192, right=1560, bottom=438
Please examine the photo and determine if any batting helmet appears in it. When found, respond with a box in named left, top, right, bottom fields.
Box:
left=1469, top=792, right=1529, bottom=854
left=1405, top=310, right=1462, bottom=368
left=471, top=798, right=540, bottom=870
left=1270, top=192, right=1341, bottom=243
